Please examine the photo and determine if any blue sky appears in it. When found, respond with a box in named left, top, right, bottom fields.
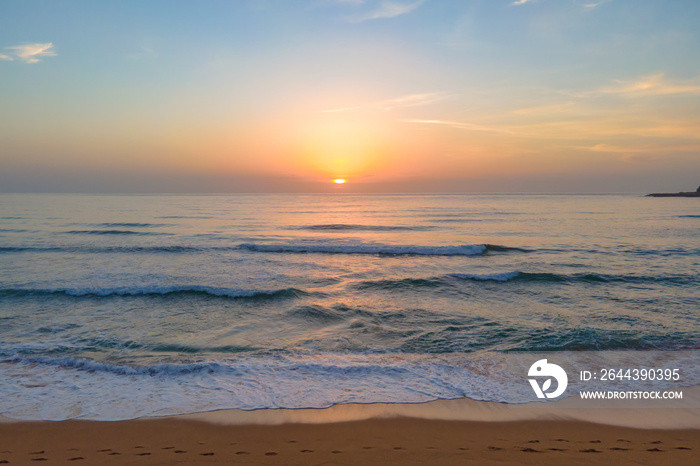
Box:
left=1, top=0, right=699, bottom=192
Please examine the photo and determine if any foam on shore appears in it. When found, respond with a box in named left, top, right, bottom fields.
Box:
left=173, top=385, right=700, bottom=430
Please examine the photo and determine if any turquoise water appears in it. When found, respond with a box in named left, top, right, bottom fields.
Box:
left=0, top=194, right=698, bottom=420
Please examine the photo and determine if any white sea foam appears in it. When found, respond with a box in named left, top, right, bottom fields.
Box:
left=1, top=351, right=698, bottom=421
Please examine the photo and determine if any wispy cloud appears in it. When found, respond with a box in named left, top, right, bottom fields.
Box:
left=401, top=119, right=519, bottom=135
left=600, top=73, right=700, bottom=97
left=588, top=143, right=700, bottom=153
left=320, top=91, right=449, bottom=113
left=381, top=92, right=450, bottom=111
left=512, top=0, right=533, bottom=5
left=588, top=144, right=646, bottom=153
left=2, top=43, right=57, bottom=63
left=582, top=0, right=610, bottom=9
left=351, top=0, right=424, bottom=22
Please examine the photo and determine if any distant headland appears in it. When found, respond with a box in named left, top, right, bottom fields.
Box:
left=647, top=186, right=700, bottom=197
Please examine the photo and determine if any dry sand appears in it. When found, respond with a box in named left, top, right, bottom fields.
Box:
left=0, top=400, right=700, bottom=465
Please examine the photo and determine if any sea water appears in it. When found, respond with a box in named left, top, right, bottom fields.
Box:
left=0, top=193, right=698, bottom=420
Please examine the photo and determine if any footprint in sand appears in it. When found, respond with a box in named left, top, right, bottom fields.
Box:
left=287, top=440, right=297, bottom=444
left=162, top=447, right=174, bottom=450
left=589, top=440, right=601, bottom=443
left=331, top=450, right=342, bottom=454
left=649, top=440, right=662, bottom=444
left=520, top=448, right=541, bottom=453
left=527, top=440, right=539, bottom=443
left=362, top=446, right=374, bottom=450
left=108, top=452, right=121, bottom=455
left=647, top=448, right=665, bottom=452
left=200, top=452, right=215, bottom=456
left=393, top=447, right=404, bottom=450
left=579, top=449, right=601, bottom=453
left=554, top=439, right=569, bottom=442
left=488, top=446, right=503, bottom=451
left=136, top=452, right=151, bottom=456
left=68, top=457, right=85, bottom=461
left=674, top=447, right=692, bottom=450
left=97, top=449, right=112, bottom=452
left=458, top=447, right=469, bottom=451
left=300, top=449, right=314, bottom=453
left=235, top=451, right=249, bottom=455
left=617, top=439, right=631, bottom=443
left=173, top=450, right=187, bottom=454
left=31, top=459, right=48, bottom=462
left=0, top=461, right=9, bottom=464
left=30, top=451, right=45, bottom=455
left=134, top=446, right=144, bottom=449
left=609, top=447, right=630, bottom=451
left=265, top=452, right=278, bottom=456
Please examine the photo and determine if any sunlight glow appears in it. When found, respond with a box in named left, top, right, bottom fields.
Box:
left=333, top=179, right=346, bottom=184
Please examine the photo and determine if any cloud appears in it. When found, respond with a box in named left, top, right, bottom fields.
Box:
left=588, top=144, right=645, bottom=153
left=320, top=92, right=449, bottom=113
left=381, top=92, right=450, bottom=111
left=588, top=143, right=700, bottom=153
left=351, top=0, right=424, bottom=22
left=582, top=0, right=610, bottom=9
left=512, top=0, right=533, bottom=5
left=600, top=73, right=700, bottom=97
left=401, top=118, right=519, bottom=135
left=2, top=43, right=56, bottom=63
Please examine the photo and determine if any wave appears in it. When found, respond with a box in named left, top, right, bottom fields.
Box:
left=96, top=222, right=171, bottom=228
left=679, top=215, right=700, bottom=218
left=0, top=243, right=528, bottom=257
left=0, top=285, right=311, bottom=299
left=0, top=246, right=64, bottom=253
left=64, top=229, right=172, bottom=236
left=3, top=355, right=226, bottom=376
left=238, top=242, right=496, bottom=256
left=297, top=224, right=434, bottom=232
left=449, top=272, right=521, bottom=282
left=0, top=246, right=200, bottom=254
left=353, top=271, right=699, bottom=291
left=453, top=271, right=699, bottom=285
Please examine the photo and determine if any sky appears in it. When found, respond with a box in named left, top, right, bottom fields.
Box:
left=1, top=0, right=699, bottom=193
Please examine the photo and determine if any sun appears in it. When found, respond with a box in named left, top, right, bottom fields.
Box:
left=333, top=179, right=346, bottom=184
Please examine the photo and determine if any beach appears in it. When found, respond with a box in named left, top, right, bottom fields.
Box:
left=2, top=410, right=699, bottom=465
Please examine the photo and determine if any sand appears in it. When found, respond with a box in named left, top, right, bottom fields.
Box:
left=1, top=412, right=698, bottom=465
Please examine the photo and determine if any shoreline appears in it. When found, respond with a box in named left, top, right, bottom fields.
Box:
left=3, top=385, right=700, bottom=428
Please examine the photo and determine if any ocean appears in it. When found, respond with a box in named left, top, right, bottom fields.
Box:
left=0, top=193, right=698, bottom=420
